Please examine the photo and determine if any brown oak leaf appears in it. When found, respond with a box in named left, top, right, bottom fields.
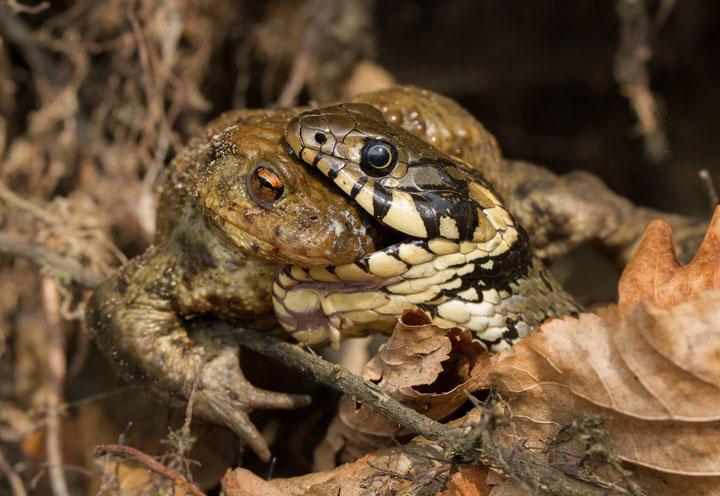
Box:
left=618, top=205, right=720, bottom=309
left=491, top=290, right=720, bottom=480
left=314, top=309, right=491, bottom=471
left=436, top=465, right=492, bottom=496
left=223, top=440, right=447, bottom=496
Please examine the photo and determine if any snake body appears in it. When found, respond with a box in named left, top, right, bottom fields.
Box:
left=273, top=103, right=580, bottom=351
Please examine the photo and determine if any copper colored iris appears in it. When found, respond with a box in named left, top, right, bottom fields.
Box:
left=251, top=167, right=284, bottom=203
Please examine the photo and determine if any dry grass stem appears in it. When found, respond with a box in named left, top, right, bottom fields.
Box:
left=95, top=444, right=207, bottom=496
left=41, top=277, right=70, bottom=496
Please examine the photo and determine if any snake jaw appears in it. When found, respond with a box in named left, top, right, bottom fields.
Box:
left=279, top=103, right=581, bottom=352
left=288, top=106, right=508, bottom=243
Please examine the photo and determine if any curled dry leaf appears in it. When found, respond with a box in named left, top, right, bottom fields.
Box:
left=223, top=440, right=447, bottom=496
left=362, top=310, right=490, bottom=417
left=96, top=456, right=199, bottom=496
left=436, top=465, right=492, bottom=496
left=314, top=309, right=491, bottom=470
left=491, top=290, right=720, bottom=479
left=618, top=204, right=720, bottom=309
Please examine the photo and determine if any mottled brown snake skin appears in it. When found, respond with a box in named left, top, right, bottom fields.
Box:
left=273, top=103, right=580, bottom=352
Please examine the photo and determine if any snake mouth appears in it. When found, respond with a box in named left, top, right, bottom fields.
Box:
left=359, top=206, right=412, bottom=255
left=280, top=136, right=412, bottom=264
left=291, top=161, right=409, bottom=263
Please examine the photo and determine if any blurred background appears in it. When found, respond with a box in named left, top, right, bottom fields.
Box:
left=1, top=0, right=718, bottom=493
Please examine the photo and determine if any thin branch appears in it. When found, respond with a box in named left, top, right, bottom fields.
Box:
left=699, top=169, right=719, bottom=211
left=0, top=446, right=28, bottom=496
left=182, top=359, right=204, bottom=437
left=0, top=231, right=103, bottom=289
left=0, top=181, right=61, bottom=225
left=614, top=0, right=669, bottom=162
left=7, top=0, right=49, bottom=15
left=95, top=444, right=207, bottom=496
left=160, top=358, right=205, bottom=480
left=225, top=324, right=627, bottom=496
left=0, top=4, right=55, bottom=97
left=230, top=325, right=452, bottom=444
left=41, top=277, right=71, bottom=496
left=274, top=0, right=337, bottom=107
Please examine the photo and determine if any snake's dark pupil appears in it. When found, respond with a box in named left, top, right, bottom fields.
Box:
left=360, top=139, right=397, bottom=177
left=314, top=132, right=327, bottom=144
left=368, top=146, right=390, bottom=168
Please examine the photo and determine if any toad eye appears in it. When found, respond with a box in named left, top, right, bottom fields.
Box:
left=250, top=166, right=284, bottom=204
left=360, top=139, right=397, bottom=177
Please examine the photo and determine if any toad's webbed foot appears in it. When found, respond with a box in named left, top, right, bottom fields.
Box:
left=86, top=261, right=310, bottom=461
left=190, top=336, right=311, bottom=461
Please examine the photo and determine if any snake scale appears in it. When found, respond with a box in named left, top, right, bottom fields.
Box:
left=273, top=103, right=581, bottom=352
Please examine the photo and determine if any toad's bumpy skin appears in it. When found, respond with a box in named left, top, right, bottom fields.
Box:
left=275, top=103, right=581, bottom=351
left=88, top=85, right=614, bottom=462
left=85, top=86, right=509, bottom=462
left=86, top=108, right=381, bottom=461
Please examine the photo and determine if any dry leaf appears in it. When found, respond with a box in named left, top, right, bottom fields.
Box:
left=223, top=441, right=446, bottom=496
left=484, top=470, right=532, bottom=496
left=238, top=213, right=720, bottom=493
left=485, top=208, right=720, bottom=492
left=491, top=290, right=720, bottom=478
left=363, top=310, right=490, bottom=418
left=96, top=456, right=198, bottom=496
left=314, top=309, right=490, bottom=470
left=619, top=205, right=720, bottom=309
left=626, top=465, right=720, bottom=496
left=436, top=465, right=492, bottom=496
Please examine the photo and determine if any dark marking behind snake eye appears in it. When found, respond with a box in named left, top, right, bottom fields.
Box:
left=360, top=139, right=397, bottom=177
left=315, top=132, right=327, bottom=144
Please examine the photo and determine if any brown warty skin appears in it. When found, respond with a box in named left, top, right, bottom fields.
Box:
left=275, top=102, right=580, bottom=351
left=90, top=85, right=684, bottom=461
left=85, top=86, right=509, bottom=461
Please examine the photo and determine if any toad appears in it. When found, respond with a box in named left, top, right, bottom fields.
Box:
left=86, top=108, right=380, bottom=461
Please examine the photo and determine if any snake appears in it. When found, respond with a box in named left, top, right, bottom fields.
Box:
left=272, top=103, right=581, bottom=352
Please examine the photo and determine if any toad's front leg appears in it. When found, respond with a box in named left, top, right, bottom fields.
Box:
left=86, top=240, right=310, bottom=461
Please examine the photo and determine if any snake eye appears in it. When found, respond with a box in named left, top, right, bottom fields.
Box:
left=250, top=166, right=284, bottom=205
left=314, top=132, right=327, bottom=144
left=360, top=139, right=397, bottom=177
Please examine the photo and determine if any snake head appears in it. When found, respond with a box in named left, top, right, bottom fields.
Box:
left=286, top=103, right=513, bottom=243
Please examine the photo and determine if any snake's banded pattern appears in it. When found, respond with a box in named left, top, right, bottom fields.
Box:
left=273, top=103, right=580, bottom=351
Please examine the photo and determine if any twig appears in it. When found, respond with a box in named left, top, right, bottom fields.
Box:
left=226, top=325, right=626, bottom=496
left=0, top=181, right=61, bottom=225
left=274, top=0, right=337, bottom=107
left=0, top=446, right=28, bottom=496
left=231, top=326, right=452, bottom=444
left=366, top=461, right=414, bottom=482
left=614, top=0, right=671, bottom=162
left=182, top=359, right=205, bottom=437
left=0, top=4, right=55, bottom=100
left=159, top=357, right=205, bottom=480
left=95, top=444, right=207, bottom=496
left=1, top=179, right=127, bottom=268
left=651, top=0, right=676, bottom=33
left=0, top=231, right=103, bottom=289
left=7, top=0, right=49, bottom=15
left=699, top=169, right=719, bottom=211
left=41, top=277, right=71, bottom=496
